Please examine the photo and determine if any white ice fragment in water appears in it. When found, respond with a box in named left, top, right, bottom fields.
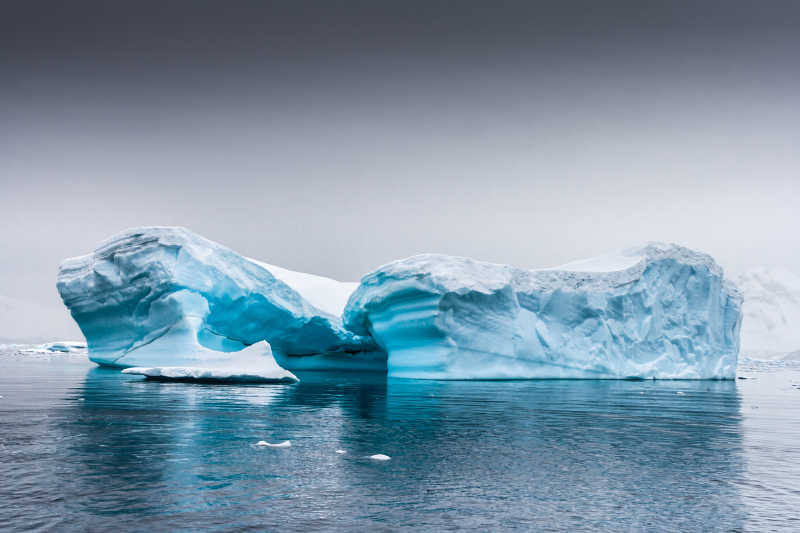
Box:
left=368, top=454, right=391, bottom=461
left=256, top=440, right=291, bottom=448
left=335, top=449, right=347, bottom=454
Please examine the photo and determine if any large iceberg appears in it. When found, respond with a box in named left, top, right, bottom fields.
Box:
left=57, top=228, right=742, bottom=381
left=344, top=244, right=742, bottom=379
left=57, top=227, right=379, bottom=370
left=737, top=267, right=800, bottom=359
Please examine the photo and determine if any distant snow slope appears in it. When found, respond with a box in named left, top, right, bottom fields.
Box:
left=0, top=294, right=81, bottom=343
left=738, top=267, right=800, bottom=359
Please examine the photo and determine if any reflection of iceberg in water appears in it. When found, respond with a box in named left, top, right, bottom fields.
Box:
left=47, top=367, right=301, bottom=527
left=42, top=366, right=747, bottom=530
left=368, top=378, right=747, bottom=530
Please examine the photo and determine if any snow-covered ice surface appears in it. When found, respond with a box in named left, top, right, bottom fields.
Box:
left=57, top=227, right=378, bottom=369
left=120, top=341, right=298, bottom=382
left=121, top=342, right=298, bottom=383
left=737, top=267, right=800, bottom=360
left=345, top=243, right=742, bottom=380
left=248, top=259, right=358, bottom=317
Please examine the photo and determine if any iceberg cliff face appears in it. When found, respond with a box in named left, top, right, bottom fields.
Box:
left=57, top=227, right=377, bottom=368
left=344, top=244, right=742, bottom=379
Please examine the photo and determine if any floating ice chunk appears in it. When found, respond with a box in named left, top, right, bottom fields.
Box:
left=256, top=440, right=291, bottom=448
left=344, top=243, right=741, bottom=380
left=123, top=366, right=298, bottom=383
left=368, top=454, right=391, bottom=461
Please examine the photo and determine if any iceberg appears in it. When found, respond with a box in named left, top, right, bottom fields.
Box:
left=344, top=243, right=742, bottom=380
left=737, top=267, right=800, bottom=359
left=57, top=227, right=379, bottom=370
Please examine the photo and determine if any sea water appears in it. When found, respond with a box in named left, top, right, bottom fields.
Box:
left=1, top=348, right=798, bottom=532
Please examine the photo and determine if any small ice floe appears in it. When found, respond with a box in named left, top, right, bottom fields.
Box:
left=676, top=391, right=685, bottom=395
left=123, top=364, right=298, bottom=383
left=256, top=440, right=291, bottom=448
left=335, top=449, right=347, bottom=454
left=368, top=454, right=391, bottom=461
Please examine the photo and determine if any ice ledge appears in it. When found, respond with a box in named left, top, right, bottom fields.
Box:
left=122, top=365, right=298, bottom=383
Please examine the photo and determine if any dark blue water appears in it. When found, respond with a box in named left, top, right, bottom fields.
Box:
left=1, top=351, right=799, bottom=532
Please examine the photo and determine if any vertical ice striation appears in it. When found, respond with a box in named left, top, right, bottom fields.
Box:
left=343, top=244, right=742, bottom=379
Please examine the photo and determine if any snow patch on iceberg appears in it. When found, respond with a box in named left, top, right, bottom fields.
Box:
left=248, top=259, right=358, bottom=317
left=344, top=243, right=742, bottom=380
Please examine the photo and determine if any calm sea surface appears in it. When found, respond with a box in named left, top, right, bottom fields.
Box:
left=1, top=349, right=799, bottom=532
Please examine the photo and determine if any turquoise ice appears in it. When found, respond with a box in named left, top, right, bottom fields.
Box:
left=57, top=227, right=378, bottom=371
left=344, top=244, right=742, bottom=379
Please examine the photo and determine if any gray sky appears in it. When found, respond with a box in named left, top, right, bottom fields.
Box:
left=1, top=1, right=799, bottom=338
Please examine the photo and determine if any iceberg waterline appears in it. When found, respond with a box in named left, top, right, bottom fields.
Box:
left=57, top=227, right=743, bottom=380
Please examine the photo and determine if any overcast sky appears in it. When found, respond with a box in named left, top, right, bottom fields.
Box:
left=1, top=1, right=799, bottom=338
